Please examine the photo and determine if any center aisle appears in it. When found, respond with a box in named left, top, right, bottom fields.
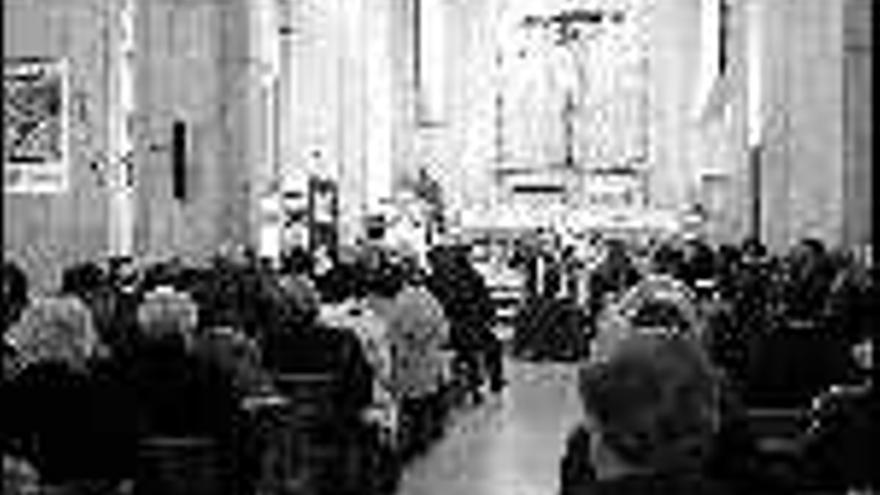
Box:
left=396, top=358, right=583, bottom=495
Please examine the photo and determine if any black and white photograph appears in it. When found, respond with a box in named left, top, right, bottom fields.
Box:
left=2, top=0, right=875, bottom=494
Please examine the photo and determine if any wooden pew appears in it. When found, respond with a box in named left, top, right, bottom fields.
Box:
left=134, top=436, right=234, bottom=495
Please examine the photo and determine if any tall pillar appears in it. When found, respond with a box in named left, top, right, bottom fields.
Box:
left=108, top=0, right=137, bottom=258
left=365, top=0, right=394, bottom=213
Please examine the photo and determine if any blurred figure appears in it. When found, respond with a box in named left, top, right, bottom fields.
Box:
left=800, top=269, right=877, bottom=492
left=731, top=237, right=773, bottom=336
left=60, top=262, right=107, bottom=300
left=366, top=257, right=449, bottom=461
left=4, top=296, right=137, bottom=489
left=427, top=245, right=505, bottom=400
left=280, top=245, right=314, bottom=279
left=62, top=261, right=132, bottom=365
left=783, top=238, right=835, bottom=322
left=823, top=249, right=872, bottom=346
left=317, top=253, right=403, bottom=494
left=587, top=240, right=641, bottom=332
left=2, top=260, right=29, bottom=332
left=608, top=243, right=699, bottom=340
left=713, top=244, right=741, bottom=302
left=123, top=287, right=241, bottom=446
left=260, top=265, right=379, bottom=495
left=2, top=261, right=30, bottom=377
left=561, top=332, right=728, bottom=495
left=6, top=296, right=103, bottom=372
left=682, top=239, right=718, bottom=301
left=319, top=255, right=396, bottom=434
left=591, top=290, right=700, bottom=366
left=261, top=271, right=374, bottom=426
left=3, top=453, right=40, bottom=495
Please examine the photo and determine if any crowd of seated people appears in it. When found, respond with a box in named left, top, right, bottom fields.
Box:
left=2, top=242, right=504, bottom=495
left=560, top=236, right=877, bottom=495
left=2, top=233, right=873, bottom=494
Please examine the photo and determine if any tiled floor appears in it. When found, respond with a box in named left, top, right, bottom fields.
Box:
left=396, top=359, right=583, bottom=495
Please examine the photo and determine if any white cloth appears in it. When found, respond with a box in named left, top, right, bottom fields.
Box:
left=369, top=285, right=450, bottom=400
left=320, top=300, right=398, bottom=434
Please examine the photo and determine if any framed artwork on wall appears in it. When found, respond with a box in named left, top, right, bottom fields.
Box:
left=3, top=58, right=70, bottom=194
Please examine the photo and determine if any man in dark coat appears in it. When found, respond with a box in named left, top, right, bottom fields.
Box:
left=427, top=247, right=504, bottom=397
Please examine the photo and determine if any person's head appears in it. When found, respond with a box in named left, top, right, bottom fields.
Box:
left=716, top=244, right=741, bottom=272
left=136, top=286, right=199, bottom=349
left=337, top=244, right=361, bottom=267
left=579, top=332, right=721, bottom=478
left=6, top=296, right=103, bottom=370
left=394, top=250, right=425, bottom=285
left=741, top=236, right=767, bottom=261
left=363, top=257, right=405, bottom=301
left=277, top=275, right=320, bottom=328
left=683, top=240, right=716, bottom=279
left=281, top=246, right=314, bottom=277
left=595, top=292, right=700, bottom=363
left=650, top=243, right=684, bottom=277
left=851, top=337, right=873, bottom=375
left=605, top=239, right=629, bottom=262
left=61, top=262, right=106, bottom=299
left=630, top=298, right=695, bottom=333
left=2, top=260, right=29, bottom=331
left=139, top=261, right=182, bottom=294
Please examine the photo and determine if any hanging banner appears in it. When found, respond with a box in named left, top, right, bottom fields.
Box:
left=3, top=58, right=70, bottom=194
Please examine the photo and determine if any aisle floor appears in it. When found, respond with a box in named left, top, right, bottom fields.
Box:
left=396, top=359, right=583, bottom=495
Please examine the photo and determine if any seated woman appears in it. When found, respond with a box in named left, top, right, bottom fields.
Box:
left=365, top=256, right=450, bottom=462
left=261, top=270, right=381, bottom=495
left=318, top=258, right=396, bottom=431
left=120, top=287, right=247, bottom=493
left=4, top=296, right=138, bottom=489
left=261, top=274, right=375, bottom=424
left=124, top=286, right=242, bottom=440
left=561, top=331, right=731, bottom=495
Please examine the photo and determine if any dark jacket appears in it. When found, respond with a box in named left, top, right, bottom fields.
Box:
left=4, top=360, right=139, bottom=483
left=426, top=265, right=495, bottom=351
left=120, top=338, right=241, bottom=441
left=802, top=384, right=878, bottom=490
left=261, top=322, right=374, bottom=423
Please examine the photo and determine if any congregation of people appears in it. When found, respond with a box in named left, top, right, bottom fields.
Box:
left=2, top=232, right=876, bottom=495
left=553, top=235, right=877, bottom=495
left=2, top=242, right=503, bottom=495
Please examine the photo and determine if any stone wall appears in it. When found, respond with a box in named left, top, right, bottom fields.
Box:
left=645, top=0, right=702, bottom=216
left=759, top=0, right=846, bottom=250
left=134, top=0, right=255, bottom=261
left=842, top=0, right=872, bottom=250
left=4, top=0, right=113, bottom=291
left=4, top=0, right=276, bottom=287
left=648, top=0, right=860, bottom=250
